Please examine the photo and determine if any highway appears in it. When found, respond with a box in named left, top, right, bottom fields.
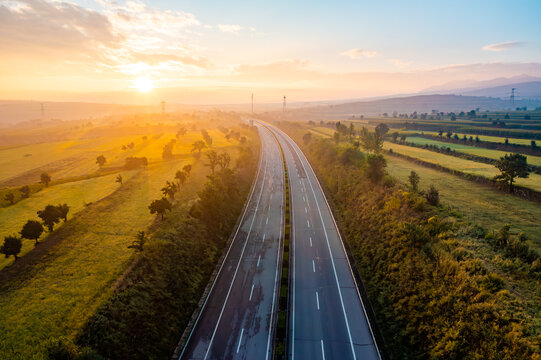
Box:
left=179, top=124, right=285, bottom=360
left=266, top=123, right=381, bottom=360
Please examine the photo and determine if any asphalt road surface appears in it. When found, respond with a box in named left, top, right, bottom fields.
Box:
left=180, top=124, right=285, bottom=360
left=266, top=123, right=381, bottom=360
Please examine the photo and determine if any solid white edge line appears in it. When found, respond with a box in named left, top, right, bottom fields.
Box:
left=237, top=328, right=244, bottom=353
left=321, top=339, right=326, bottom=360
left=316, top=291, right=320, bottom=310
left=275, top=125, right=383, bottom=360
left=249, top=284, right=255, bottom=301
left=202, top=128, right=270, bottom=360
left=257, top=255, right=261, bottom=267
left=312, top=259, right=316, bottom=273
left=178, top=123, right=266, bottom=360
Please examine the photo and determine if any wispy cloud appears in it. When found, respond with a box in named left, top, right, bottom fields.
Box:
left=482, top=41, right=523, bottom=51
left=340, top=48, right=380, bottom=59
left=388, top=58, right=412, bottom=68
left=218, top=24, right=243, bottom=34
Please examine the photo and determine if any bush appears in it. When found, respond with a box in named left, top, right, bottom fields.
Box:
left=425, top=185, right=439, bottom=206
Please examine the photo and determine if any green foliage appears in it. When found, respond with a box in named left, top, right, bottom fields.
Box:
left=408, top=170, right=420, bottom=192
left=298, top=135, right=538, bottom=359
left=20, top=185, right=31, bottom=198
left=20, top=219, right=44, bottom=244
left=148, top=197, right=172, bottom=219
left=127, top=231, right=146, bottom=252
left=494, top=153, right=530, bottom=192
left=364, top=153, right=387, bottom=183
left=191, top=140, right=207, bottom=155
left=57, top=203, right=70, bottom=222
left=37, top=204, right=63, bottom=231
left=425, top=185, right=439, bottom=206
left=360, top=127, right=384, bottom=153
left=4, top=191, right=15, bottom=205
left=41, top=172, right=52, bottom=186
left=96, top=155, right=106, bottom=168
left=1, top=235, right=22, bottom=259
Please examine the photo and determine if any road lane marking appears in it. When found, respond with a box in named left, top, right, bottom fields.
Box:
left=249, top=284, right=255, bottom=301
left=278, top=128, right=359, bottom=360
left=309, top=237, right=312, bottom=247
left=312, top=260, right=316, bottom=273
left=321, top=340, right=325, bottom=360
left=266, top=217, right=269, bottom=224
left=307, top=220, right=310, bottom=228
left=302, top=195, right=305, bottom=202
left=316, top=291, right=320, bottom=310
left=304, top=207, right=307, bottom=213
left=263, top=233, right=266, bottom=243
left=202, top=145, right=269, bottom=360
left=237, top=328, right=244, bottom=353
left=257, top=255, right=261, bottom=267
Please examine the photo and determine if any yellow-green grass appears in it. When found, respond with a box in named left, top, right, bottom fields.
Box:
left=384, top=142, right=541, bottom=192
left=0, top=170, right=137, bottom=270
left=0, top=135, right=141, bottom=185
left=404, top=137, right=541, bottom=166
left=398, top=130, right=536, bottom=145
left=0, top=154, right=213, bottom=359
left=386, top=155, right=541, bottom=249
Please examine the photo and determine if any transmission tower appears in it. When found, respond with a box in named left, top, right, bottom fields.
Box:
left=510, top=88, right=516, bottom=107
left=283, top=95, right=286, bottom=114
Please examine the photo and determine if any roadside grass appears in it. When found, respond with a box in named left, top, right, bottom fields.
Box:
left=0, top=155, right=207, bottom=359
left=403, top=136, right=541, bottom=166
left=0, top=170, right=137, bottom=270
left=383, top=142, right=541, bottom=192
left=386, top=155, right=541, bottom=250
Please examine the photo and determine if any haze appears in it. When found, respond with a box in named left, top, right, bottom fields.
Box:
left=1, top=0, right=540, bottom=104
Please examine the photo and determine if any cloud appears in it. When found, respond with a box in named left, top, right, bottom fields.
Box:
left=388, top=58, right=412, bottom=68
left=340, top=48, right=380, bottom=59
left=218, top=24, right=243, bottom=34
left=482, top=41, right=523, bottom=51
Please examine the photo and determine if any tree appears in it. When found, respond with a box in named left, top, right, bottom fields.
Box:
left=176, top=127, right=187, bottom=139
left=40, top=172, right=51, bottom=187
left=425, top=185, right=439, bottom=206
left=218, top=152, right=231, bottom=169
left=494, top=153, right=530, bottom=192
left=408, top=171, right=420, bottom=192
left=333, top=132, right=340, bottom=144
left=182, top=164, right=192, bottom=175
left=360, top=127, right=383, bottom=153
left=56, top=203, right=70, bottom=222
left=162, top=139, right=176, bottom=160
left=20, top=220, right=44, bottom=245
left=364, top=154, right=387, bottom=183
left=116, top=174, right=123, bottom=184
left=375, top=123, right=390, bottom=136
left=161, top=181, right=178, bottom=200
left=392, top=132, right=399, bottom=142
left=175, top=170, right=187, bottom=187
left=303, top=132, right=312, bottom=145
left=148, top=198, right=172, bottom=220
left=532, top=140, right=537, bottom=148
left=446, top=132, right=452, bottom=139
left=1, top=235, right=22, bottom=260
left=96, top=155, right=106, bottom=168
left=201, top=129, right=213, bottom=147
left=205, top=150, right=220, bottom=175
left=37, top=204, right=62, bottom=232
left=4, top=192, right=15, bottom=205
left=19, top=185, right=30, bottom=199
left=191, top=140, right=207, bottom=156
left=128, top=231, right=146, bottom=252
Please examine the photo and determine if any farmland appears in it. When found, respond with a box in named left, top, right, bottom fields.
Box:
left=0, top=113, right=255, bottom=359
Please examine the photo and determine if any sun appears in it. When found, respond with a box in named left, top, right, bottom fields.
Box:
left=134, top=76, right=154, bottom=92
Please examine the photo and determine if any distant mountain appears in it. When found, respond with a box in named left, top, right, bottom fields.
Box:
left=287, top=94, right=541, bottom=119
left=421, top=75, right=541, bottom=93
left=457, top=81, right=541, bottom=100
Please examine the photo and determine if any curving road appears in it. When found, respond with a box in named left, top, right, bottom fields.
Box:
left=265, top=123, right=381, bottom=360
left=179, top=124, right=285, bottom=360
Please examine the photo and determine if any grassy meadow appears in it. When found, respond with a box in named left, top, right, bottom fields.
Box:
left=0, top=114, right=250, bottom=359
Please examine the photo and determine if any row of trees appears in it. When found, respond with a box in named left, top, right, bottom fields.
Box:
left=3, top=172, right=51, bottom=207
left=1, top=203, right=69, bottom=260
left=148, top=164, right=192, bottom=221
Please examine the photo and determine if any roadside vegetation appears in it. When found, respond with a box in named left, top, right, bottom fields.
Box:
left=279, top=120, right=540, bottom=359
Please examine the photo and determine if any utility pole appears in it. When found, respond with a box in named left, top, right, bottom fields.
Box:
left=283, top=95, right=286, bottom=115
left=510, top=88, right=516, bottom=107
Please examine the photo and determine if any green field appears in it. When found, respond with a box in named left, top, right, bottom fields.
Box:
left=404, top=137, right=541, bottom=166
left=398, top=130, right=536, bottom=145
left=0, top=170, right=137, bottom=270
left=386, top=155, right=541, bottom=249
left=384, top=142, right=541, bottom=192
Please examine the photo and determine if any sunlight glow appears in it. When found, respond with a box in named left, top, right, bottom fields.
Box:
left=134, top=76, right=154, bottom=92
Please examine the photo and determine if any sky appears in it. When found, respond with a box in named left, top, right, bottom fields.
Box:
left=0, top=0, right=540, bottom=104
